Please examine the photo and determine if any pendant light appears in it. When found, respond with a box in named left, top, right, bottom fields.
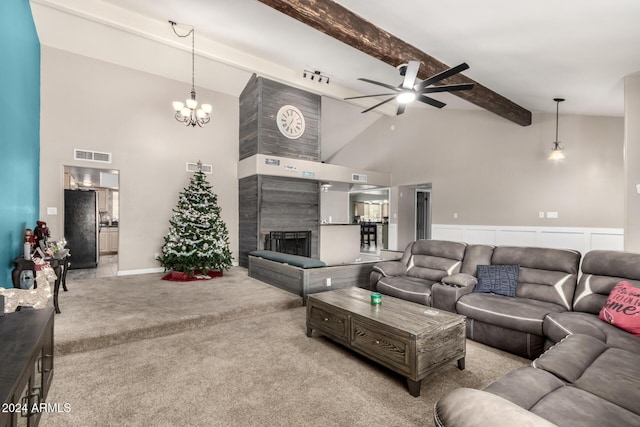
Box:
left=170, top=21, right=212, bottom=127
left=548, top=98, right=565, bottom=160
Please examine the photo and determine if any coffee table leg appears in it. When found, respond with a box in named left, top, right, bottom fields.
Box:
left=407, top=378, right=421, bottom=397
left=457, top=357, right=465, bottom=370
left=306, top=326, right=313, bottom=337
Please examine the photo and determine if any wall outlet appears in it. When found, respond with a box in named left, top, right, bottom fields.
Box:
left=326, top=278, right=331, bottom=287
left=453, top=212, right=458, bottom=219
left=546, top=211, right=559, bottom=219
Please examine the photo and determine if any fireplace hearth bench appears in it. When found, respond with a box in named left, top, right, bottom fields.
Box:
left=248, top=250, right=375, bottom=305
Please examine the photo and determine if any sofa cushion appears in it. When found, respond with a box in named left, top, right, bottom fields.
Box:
left=405, top=240, right=466, bottom=282
left=544, top=312, right=640, bottom=353
left=248, top=251, right=326, bottom=269
left=376, top=276, right=434, bottom=306
left=598, top=281, right=640, bottom=336
left=533, top=334, right=640, bottom=417
left=573, top=250, right=640, bottom=314
left=491, top=246, right=580, bottom=310
left=474, top=264, right=519, bottom=297
left=458, top=244, right=495, bottom=276
left=457, top=293, right=566, bottom=335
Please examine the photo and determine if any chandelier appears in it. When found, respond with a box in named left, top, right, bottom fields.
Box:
left=170, top=21, right=212, bottom=127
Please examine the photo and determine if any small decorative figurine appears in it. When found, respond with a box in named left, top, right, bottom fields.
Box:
left=34, top=221, right=50, bottom=253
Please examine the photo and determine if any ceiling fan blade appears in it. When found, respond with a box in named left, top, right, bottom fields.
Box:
left=417, top=95, right=446, bottom=109
left=401, top=60, right=420, bottom=90
left=358, top=78, right=401, bottom=92
left=396, top=103, right=407, bottom=115
left=421, top=83, right=475, bottom=94
left=344, top=93, right=397, bottom=100
left=361, top=96, right=397, bottom=113
left=414, top=63, right=470, bottom=92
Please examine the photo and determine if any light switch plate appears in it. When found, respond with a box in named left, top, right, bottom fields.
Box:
left=47, top=207, right=57, bottom=215
left=636, top=184, right=640, bottom=194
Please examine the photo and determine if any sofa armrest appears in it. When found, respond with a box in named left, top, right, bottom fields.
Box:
left=442, top=273, right=478, bottom=288
left=434, top=388, right=557, bottom=427
left=372, top=261, right=407, bottom=277
left=432, top=282, right=474, bottom=313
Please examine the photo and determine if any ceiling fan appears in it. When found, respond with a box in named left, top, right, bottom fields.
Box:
left=344, top=61, right=475, bottom=115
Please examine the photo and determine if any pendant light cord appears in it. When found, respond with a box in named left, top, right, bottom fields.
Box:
left=170, top=21, right=196, bottom=93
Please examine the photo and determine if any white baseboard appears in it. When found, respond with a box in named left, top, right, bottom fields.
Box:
left=432, top=224, right=624, bottom=255
left=117, top=267, right=165, bottom=276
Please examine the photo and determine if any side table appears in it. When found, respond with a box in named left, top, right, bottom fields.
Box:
left=11, top=256, right=68, bottom=314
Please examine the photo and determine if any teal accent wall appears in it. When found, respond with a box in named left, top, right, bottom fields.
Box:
left=0, top=0, right=40, bottom=288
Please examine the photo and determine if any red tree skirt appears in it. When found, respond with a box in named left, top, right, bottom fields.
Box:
left=162, top=270, right=223, bottom=282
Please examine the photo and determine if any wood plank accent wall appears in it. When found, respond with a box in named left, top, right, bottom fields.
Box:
left=239, top=175, right=319, bottom=267
left=239, top=74, right=321, bottom=161
left=239, top=175, right=259, bottom=267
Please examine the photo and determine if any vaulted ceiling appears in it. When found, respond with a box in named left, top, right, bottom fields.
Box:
left=32, top=0, right=640, bottom=157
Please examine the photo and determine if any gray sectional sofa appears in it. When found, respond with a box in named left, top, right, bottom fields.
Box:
left=371, top=241, right=582, bottom=358
left=370, top=241, right=640, bottom=426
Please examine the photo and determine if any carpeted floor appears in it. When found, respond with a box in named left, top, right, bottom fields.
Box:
left=41, top=267, right=528, bottom=426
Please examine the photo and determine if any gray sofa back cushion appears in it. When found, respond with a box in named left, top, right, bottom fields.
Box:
left=460, top=244, right=495, bottom=275
left=491, top=247, right=580, bottom=310
left=573, top=250, right=640, bottom=314
left=406, top=240, right=466, bottom=282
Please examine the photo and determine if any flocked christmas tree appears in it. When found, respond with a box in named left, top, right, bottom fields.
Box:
left=157, top=163, right=233, bottom=275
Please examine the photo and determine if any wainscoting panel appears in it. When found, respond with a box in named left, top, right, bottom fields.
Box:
left=432, top=224, right=624, bottom=255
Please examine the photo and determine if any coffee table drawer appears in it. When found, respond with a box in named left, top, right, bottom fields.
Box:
left=308, top=304, right=348, bottom=339
left=351, top=318, right=411, bottom=372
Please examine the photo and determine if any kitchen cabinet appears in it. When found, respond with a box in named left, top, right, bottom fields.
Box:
left=108, top=229, right=119, bottom=252
left=97, top=189, right=108, bottom=212
left=99, top=227, right=118, bottom=254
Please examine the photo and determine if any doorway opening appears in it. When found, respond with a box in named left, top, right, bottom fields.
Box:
left=415, top=188, right=432, bottom=241
left=63, top=166, right=119, bottom=279
left=349, top=187, right=390, bottom=256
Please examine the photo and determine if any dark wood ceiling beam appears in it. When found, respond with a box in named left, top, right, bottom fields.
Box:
left=257, top=0, right=532, bottom=126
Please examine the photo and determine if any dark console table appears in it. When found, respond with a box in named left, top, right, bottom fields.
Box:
left=11, top=256, right=70, bottom=314
left=0, top=307, right=55, bottom=427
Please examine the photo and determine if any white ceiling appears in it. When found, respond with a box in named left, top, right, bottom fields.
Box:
left=91, top=0, right=640, bottom=117
left=32, top=0, right=640, bottom=161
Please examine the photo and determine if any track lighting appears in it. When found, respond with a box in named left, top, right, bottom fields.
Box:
left=303, top=69, right=330, bottom=85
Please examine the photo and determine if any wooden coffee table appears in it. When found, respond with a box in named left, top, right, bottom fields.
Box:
left=306, top=287, right=466, bottom=397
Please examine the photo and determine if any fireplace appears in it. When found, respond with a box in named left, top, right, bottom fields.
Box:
left=266, top=231, right=311, bottom=258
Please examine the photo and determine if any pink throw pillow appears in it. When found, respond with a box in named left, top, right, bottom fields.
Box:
left=599, top=281, right=640, bottom=337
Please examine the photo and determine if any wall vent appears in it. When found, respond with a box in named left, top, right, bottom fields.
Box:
left=74, top=149, right=112, bottom=164
left=352, top=173, right=368, bottom=183
left=186, top=162, right=213, bottom=174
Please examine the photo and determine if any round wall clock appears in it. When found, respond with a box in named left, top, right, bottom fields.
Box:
left=276, top=105, right=306, bottom=139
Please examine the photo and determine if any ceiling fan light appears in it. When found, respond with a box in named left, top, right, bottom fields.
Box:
left=397, top=91, right=416, bottom=104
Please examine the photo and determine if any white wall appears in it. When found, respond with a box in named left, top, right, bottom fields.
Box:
left=624, top=73, right=640, bottom=252
left=39, top=47, right=239, bottom=273
left=330, top=107, right=625, bottom=243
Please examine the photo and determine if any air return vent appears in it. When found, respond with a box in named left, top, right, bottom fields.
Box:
left=351, top=173, right=368, bottom=183
left=186, top=162, right=213, bottom=174
left=74, top=149, right=112, bottom=164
